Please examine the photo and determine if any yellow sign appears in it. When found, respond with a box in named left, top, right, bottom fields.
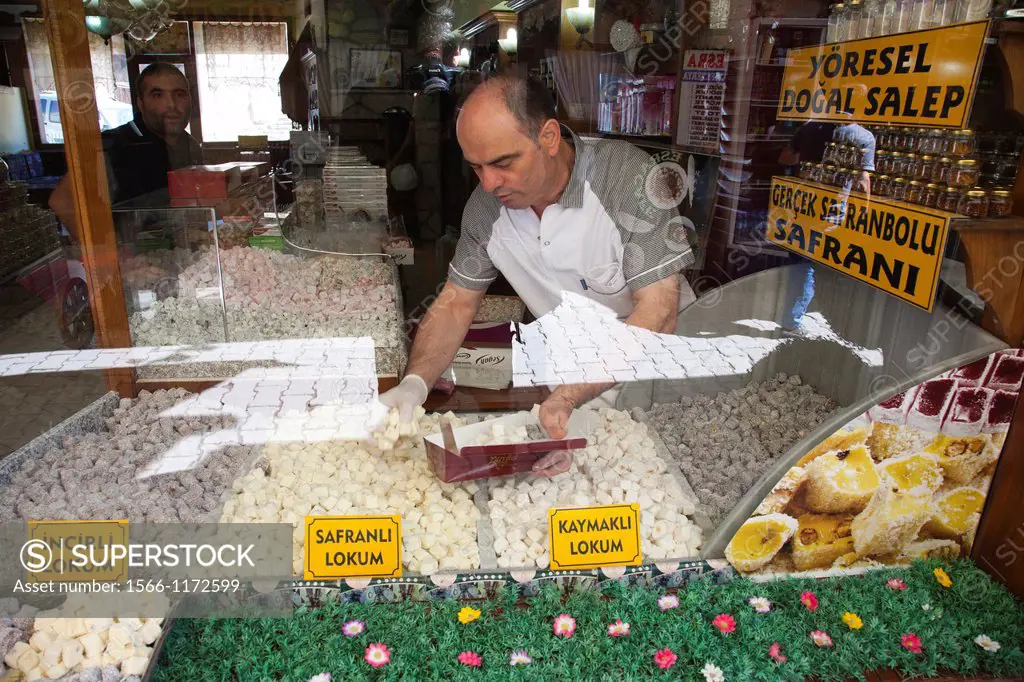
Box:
left=548, top=504, right=642, bottom=571
left=25, top=520, right=129, bottom=583
left=304, top=516, right=402, bottom=580
left=767, top=176, right=952, bottom=311
left=777, top=21, right=989, bottom=128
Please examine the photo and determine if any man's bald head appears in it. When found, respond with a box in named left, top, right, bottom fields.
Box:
left=460, top=75, right=557, bottom=141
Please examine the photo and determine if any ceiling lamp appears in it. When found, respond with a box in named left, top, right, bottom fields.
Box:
left=497, top=27, right=517, bottom=57
left=83, top=0, right=174, bottom=46
left=565, top=0, right=596, bottom=49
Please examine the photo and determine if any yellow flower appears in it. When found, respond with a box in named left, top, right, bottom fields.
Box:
left=934, top=567, right=952, bottom=588
left=458, top=606, right=482, bottom=624
left=842, top=612, right=863, bottom=630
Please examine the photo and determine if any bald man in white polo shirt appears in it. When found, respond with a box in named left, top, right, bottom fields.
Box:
left=381, top=75, right=697, bottom=476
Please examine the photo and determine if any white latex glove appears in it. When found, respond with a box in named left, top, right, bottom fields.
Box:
left=379, top=374, right=429, bottom=423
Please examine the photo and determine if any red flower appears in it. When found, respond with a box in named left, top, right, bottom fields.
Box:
left=887, top=578, right=907, bottom=591
left=458, top=651, right=483, bottom=668
left=712, top=613, right=736, bottom=635
left=768, top=642, right=787, bottom=663
left=800, top=591, right=819, bottom=612
left=653, top=648, right=678, bottom=670
left=901, top=633, right=923, bottom=654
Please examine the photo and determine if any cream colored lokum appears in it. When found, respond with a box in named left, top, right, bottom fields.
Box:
left=851, top=486, right=932, bottom=557
left=804, top=446, right=880, bottom=514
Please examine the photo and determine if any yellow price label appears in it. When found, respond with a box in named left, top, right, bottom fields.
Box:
left=304, top=516, right=402, bottom=580
left=25, top=520, right=129, bottom=583
left=547, top=504, right=641, bottom=571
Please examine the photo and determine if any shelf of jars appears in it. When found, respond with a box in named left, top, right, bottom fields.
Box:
left=798, top=128, right=1019, bottom=218
left=825, top=0, right=995, bottom=43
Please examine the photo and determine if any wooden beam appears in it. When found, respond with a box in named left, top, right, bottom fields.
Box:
left=41, top=0, right=134, bottom=397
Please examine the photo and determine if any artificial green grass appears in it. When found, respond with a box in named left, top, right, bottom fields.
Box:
left=153, top=559, right=1024, bottom=681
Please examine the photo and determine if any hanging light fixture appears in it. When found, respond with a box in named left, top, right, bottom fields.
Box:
left=83, top=0, right=175, bottom=47
left=565, top=0, right=596, bottom=49
left=497, top=27, right=518, bottom=57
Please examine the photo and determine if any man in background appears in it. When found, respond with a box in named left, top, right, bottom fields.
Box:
left=49, top=62, right=202, bottom=242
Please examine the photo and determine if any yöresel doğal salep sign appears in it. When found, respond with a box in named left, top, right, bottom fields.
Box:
left=767, top=177, right=952, bottom=311
left=777, top=21, right=989, bottom=128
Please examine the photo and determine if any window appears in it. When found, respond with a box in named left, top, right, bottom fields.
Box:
left=22, top=18, right=131, bottom=143
left=193, top=21, right=292, bottom=142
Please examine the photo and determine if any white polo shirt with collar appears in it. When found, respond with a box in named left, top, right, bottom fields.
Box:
left=448, top=129, right=697, bottom=319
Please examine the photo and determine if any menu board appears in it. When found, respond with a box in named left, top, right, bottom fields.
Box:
left=675, top=50, right=729, bottom=153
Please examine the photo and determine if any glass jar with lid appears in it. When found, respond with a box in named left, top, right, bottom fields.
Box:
left=917, top=128, right=941, bottom=154
left=835, top=167, right=853, bottom=189
left=822, top=164, right=838, bottom=185
left=937, top=186, right=963, bottom=212
left=904, top=153, right=921, bottom=180
left=933, top=157, right=953, bottom=184
left=901, top=127, right=917, bottom=152
left=799, top=162, right=812, bottom=180
left=955, top=0, right=992, bottom=22
left=910, top=0, right=934, bottom=29
left=894, top=0, right=915, bottom=32
left=931, top=0, right=956, bottom=25
left=949, top=158, right=980, bottom=188
left=875, top=174, right=892, bottom=197
left=989, top=189, right=1013, bottom=217
left=958, top=189, right=990, bottom=218
left=947, top=129, right=977, bottom=156
left=876, top=127, right=893, bottom=149
left=996, top=155, right=1019, bottom=186
left=890, top=177, right=908, bottom=201
left=906, top=180, right=926, bottom=204
left=829, top=2, right=848, bottom=41
left=889, top=152, right=908, bottom=177
left=923, top=183, right=943, bottom=208
left=847, top=0, right=865, bottom=37
left=915, top=154, right=936, bottom=181
left=863, top=0, right=884, bottom=35
left=824, top=142, right=838, bottom=164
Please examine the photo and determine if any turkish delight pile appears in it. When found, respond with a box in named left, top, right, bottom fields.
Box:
left=128, top=247, right=403, bottom=352
left=641, top=374, right=838, bottom=526
left=0, top=389, right=257, bottom=525
left=220, top=411, right=482, bottom=576
left=485, top=409, right=703, bottom=567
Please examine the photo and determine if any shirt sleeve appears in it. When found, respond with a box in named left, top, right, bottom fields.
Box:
left=591, top=141, right=697, bottom=292
left=447, top=186, right=500, bottom=291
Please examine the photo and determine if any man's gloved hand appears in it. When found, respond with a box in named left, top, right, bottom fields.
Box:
left=379, top=374, right=429, bottom=423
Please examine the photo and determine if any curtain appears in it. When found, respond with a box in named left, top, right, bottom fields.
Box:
left=193, top=21, right=292, bottom=141
left=22, top=18, right=124, bottom=102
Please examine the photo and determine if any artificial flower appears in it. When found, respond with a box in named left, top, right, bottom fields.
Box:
left=810, top=630, right=833, bottom=647
left=607, top=620, right=631, bottom=637
left=934, top=567, right=952, bottom=588
left=654, top=648, right=678, bottom=670
left=748, top=596, right=772, bottom=613
left=974, top=635, right=1001, bottom=653
left=458, top=651, right=483, bottom=668
left=712, top=613, right=736, bottom=635
left=768, top=642, right=787, bottom=663
left=886, top=578, right=907, bottom=591
left=702, top=662, right=725, bottom=682
left=509, top=650, right=532, bottom=666
left=458, top=606, right=482, bottom=624
left=365, top=643, right=391, bottom=668
left=902, top=633, right=923, bottom=654
left=342, top=620, right=365, bottom=637
left=658, top=594, right=680, bottom=611
left=842, top=612, right=863, bottom=630
left=553, top=614, right=576, bottom=638
left=306, top=675, right=331, bottom=682
left=800, top=591, right=819, bottom=612
left=921, top=603, right=932, bottom=611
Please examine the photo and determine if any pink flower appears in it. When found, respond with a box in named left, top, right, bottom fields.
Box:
left=887, top=578, right=907, bottom=591
left=769, top=642, right=787, bottom=663
left=810, top=630, right=833, bottom=648
left=654, top=648, right=678, bottom=670
left=458, top=651, right=483, bottom=668
left=342, top=620, right=365, bottom=637
left=553, top=614, right=576, bottom=638
left=658, top=594, right=680, bottom=611
left=800, top=591, right=819, bottom=612
left=607, top=620, right=630, bottom=637
left=748, top=596, right=772, bottom=613
left=364, top=643, right=390, bottom=667
left=509, top=650, right=532, bottom=666
left=902, top=633, right=923, bottom=654
left=712, top=613, right=736, bottom=635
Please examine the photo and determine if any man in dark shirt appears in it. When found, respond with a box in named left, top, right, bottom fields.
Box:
left=49, top=62, right=203, bottom=242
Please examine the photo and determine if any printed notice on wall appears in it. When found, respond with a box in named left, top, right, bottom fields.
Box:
left=676, top=50, right=728, bottom=153
left=767, top=176, right=952, bottom=311
left=776, top=21, right=989, bottom=128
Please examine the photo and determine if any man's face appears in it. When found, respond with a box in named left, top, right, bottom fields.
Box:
left=457, top=99, right=557, bottom=210
left=136, top=71, right=191, bottom=137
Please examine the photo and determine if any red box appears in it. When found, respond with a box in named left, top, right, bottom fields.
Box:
left=168, top=164, right=244, bottom=200
left=424, top=412, right=588, bottom=483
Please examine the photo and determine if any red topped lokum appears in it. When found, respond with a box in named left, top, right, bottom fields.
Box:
left=985, top=354, right=1024, bottom=393
left=942, top=387, right=994, bottom=436
left=908, top=379, right=957, bottom=432
left=985, top=390, right=1018, bottom=434
left=869, top=385, right=920, bottom=425
left=949, top=356, right=994, bottom=388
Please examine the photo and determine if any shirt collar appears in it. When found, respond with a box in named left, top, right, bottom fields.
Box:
left=557, top=125, right=589, bottom=209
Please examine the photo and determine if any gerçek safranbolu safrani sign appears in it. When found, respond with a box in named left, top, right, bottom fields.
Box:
left=768, top=177, right=952, bottom=311
left=777, top=21, right=988, bottom=128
